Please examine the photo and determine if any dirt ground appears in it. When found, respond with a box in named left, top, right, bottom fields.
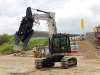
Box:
left=0, top=40, right=100, bottom=75
left=0, top=54, right=100, bottom=75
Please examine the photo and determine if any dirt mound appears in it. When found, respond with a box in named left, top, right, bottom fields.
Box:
left=82, top=50, right=100, bottom=60
left=77, top=40, right=97, bottom=53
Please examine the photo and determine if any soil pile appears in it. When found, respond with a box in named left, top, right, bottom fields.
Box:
left=82, top=50, right=100, bottom=60
left=77, top=40, right=97, bottom=53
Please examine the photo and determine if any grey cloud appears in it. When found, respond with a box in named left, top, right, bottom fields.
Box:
left=0, top=0, right=26, bottom=17
left=56, top=16, right=98, bottom=34
left=56, top=18, right=82, bottom=34
left=89, top=4, right=100, bottom=16
left=28, top=0, right=67, bottom=11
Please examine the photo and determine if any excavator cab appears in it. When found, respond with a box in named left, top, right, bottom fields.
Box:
left=33, top=34, right=71, bottom=57
left=50, top=34, right=71, bottom=54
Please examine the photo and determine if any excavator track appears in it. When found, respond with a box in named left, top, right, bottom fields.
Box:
left=35, top=59, right=55, bottom=69
left=35, top=57, right=77, bottom=69
left=35, top=59, right=43, bottom=69
left=61, top=57, right=77, bottom=69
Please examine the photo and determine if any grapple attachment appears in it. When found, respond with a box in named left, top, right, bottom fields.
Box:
left=13, top=7, right=34, bottom=51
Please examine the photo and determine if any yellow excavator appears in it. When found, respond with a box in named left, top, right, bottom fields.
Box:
left=33, top=44, right=45, bottom=58
left=93, top=25, right=100, bottom=39
left=93, top=25, right=100, bottom=47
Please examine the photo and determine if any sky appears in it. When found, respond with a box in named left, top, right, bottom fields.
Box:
left=0, top=0, right=100, bottom=34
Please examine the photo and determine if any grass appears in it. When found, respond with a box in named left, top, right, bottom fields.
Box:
left=26, top=38, right=48, bottom=50
left=0, top=34, right=48, bottom=54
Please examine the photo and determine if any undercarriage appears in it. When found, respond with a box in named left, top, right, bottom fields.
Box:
left=35, top=55, right=77, bottom=69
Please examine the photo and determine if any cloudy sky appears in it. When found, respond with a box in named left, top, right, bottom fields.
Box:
left=0, top=0, right=100, bottom=34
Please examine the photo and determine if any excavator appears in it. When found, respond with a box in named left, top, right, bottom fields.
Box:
left=93, top=25, right=100, bottom=39
left=93, top=25, right=100, bottom=46
left=13, top=7, right=77, bottom=69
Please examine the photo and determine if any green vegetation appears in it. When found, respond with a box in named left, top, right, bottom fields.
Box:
left=26, top=38, right=48, bottom=50
left=35, top=30, right=49, bottom=34
left=0, top=34, right=9, bottom=45
left=0, top=34, right=48, bottom=54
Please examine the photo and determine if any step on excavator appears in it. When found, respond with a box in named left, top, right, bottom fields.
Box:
left=13, top=7, right=77, bottom=69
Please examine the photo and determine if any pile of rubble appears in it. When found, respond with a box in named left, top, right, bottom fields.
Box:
left=77, top=40, right=97, bottom=53
left=81, top=50, right=100, bottom=60
left=14, top=50, right=34, bottom=57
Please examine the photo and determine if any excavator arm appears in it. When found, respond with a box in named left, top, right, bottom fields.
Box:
left=13, top=7, right=57, bottom=51
left=32, top=8, right=57, bottom=37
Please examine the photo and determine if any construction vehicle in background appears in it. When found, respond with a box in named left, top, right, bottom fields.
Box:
left=93, top=25, right=100, bottom=39
left=93, top=25, right=100, bottom=46
left=13, top=7, right=77, bottom=69
left=33, top=44, right=45, bottom=58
